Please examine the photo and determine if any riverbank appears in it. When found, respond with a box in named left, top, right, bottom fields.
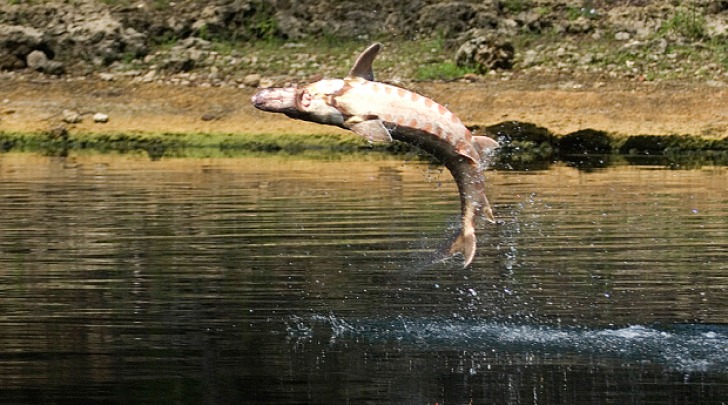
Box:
left=1, top=1, right=727, bottom=159
left=1, top=74, right=727, bottom=158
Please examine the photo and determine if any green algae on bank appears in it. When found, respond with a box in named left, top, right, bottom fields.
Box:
left=0, top=130, right=389, bottom=159
left=1, top=126, right=727, bottom=167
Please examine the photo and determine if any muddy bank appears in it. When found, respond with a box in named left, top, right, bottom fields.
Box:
left=2, top=75, right=727, bottom=139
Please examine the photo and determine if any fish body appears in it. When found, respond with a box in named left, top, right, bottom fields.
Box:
left=251, top=43, right=498, bottom=267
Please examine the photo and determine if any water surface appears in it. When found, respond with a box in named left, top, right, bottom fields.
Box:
left=0, top=152, right=726, bottom=404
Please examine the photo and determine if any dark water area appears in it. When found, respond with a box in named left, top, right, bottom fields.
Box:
left=0, top=152, right=726, bottom=404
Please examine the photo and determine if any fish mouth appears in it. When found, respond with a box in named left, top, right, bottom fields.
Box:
left=251, top=87, right=298, bottom=112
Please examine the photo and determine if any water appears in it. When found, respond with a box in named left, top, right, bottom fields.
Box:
left=0, top=152, right=726, bottom=404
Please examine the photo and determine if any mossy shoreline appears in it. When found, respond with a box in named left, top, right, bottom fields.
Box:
left=2, top=123, right=726, bottom=168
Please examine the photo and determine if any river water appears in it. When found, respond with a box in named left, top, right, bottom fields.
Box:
left=0, top=152, right=726, bottom=404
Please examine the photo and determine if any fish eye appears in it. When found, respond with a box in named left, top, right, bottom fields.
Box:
left=299, top=90, right=312, bottom=108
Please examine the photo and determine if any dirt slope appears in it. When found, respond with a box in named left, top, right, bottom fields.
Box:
left=1, top=77, right=726, bottom=139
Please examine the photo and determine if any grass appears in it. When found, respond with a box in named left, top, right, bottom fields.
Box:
left=501, top=0, right=532, bottom=13
left=415, top=61, right=475, bottom=81
left=659, top=4, right=707, bottom=40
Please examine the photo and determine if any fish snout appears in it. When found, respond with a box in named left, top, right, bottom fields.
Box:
left=251, top=87, right=298, bottom=112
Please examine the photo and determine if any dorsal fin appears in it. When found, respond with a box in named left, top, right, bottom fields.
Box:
left=347, top=42, right=382, bottom=81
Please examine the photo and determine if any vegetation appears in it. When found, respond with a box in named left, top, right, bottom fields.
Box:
left=415, top=62, right=475, bottom=81
left=659, top=3, right=707, bottom=40
left=2, top=127, right=726, bottom=166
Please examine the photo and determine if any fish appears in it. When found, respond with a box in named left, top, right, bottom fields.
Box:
left=251, top=43, right=498, bottom=267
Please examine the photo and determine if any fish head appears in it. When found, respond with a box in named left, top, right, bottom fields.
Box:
left=250, top=86, right=298, bottom=113
left=251, top=79, right=346, bottom=127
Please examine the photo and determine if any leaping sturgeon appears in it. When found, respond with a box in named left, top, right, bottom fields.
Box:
left=251, top=43, right=498, bottom=267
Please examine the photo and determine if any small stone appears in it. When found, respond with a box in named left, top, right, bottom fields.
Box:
left=62, top=109, right=82, bottom=124
left=25, top=50, right=64, bottom=75
left=93, top=112, right=109, bottom=123
left=258, top=78, right=275, bottom=88
left=99, top=73, right=115, bottom=81
left=522, top=49, right=539, bottom=67
left=142, top=70, right=156, bottom=82
left=614, top=32, right=631, bottom=41
left=26, top=50, right=49, bottom=69
left=243, top=73, right=261, bottom=87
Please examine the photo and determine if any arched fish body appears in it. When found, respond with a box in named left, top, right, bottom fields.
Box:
left=251, top=43, right=498, bottom=267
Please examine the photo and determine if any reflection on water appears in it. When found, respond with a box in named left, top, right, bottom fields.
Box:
left=0, top=152, right=726, bottom=403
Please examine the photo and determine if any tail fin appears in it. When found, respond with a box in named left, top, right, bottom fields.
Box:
left=445, top=229, right=477, bottom=268
left=418, top=230, right=477, bottom=270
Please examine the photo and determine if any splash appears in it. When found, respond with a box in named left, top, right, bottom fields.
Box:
left=286, top=314, right=728, bottom=373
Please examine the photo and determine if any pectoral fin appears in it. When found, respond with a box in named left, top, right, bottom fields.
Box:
left=346, top=118, right=392, bottom=142
left=472, top=135, right=499, bottom=166
left=472, top=135, right=499, bottom=152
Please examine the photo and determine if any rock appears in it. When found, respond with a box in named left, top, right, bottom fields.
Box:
left=190, top=2, right=279, bottom=40
left=455, top=35, right=515, bottom=73
left=705, top=15, right=728, bottom=38
left=417, top=2, right=492, bottom=39
left=177, top=37, right=212, bottom=50
left=142, top=70, right=157, bottom=82
left=274, top=11, right=306, bottom=40
left=515, top=10, right=552, bottom=33
left=0, top=54, right=24, bottom=71
left=566, top=16, right=594, bottom=34
left=607, top=5, right=668, bottom=40
left=242, top=73, right=261, bottom=87
left=161, top=54, right=195, bottom=73
left=25, top=50, right=48, bottom=69
left=522, top=49, right=540, bottom=67
left=25, top=50, right=65, bottom=75
left=0, top=25, right=46, bottom=70
left=1, top=3, right=148, bottom=67
left=99, top=72, right=115, bottom=81
left=62, top=109, right=82, bottom=124
left=258, top=77, right=275, bottom=88
left=69, top=14, right=148, bottom=66
left=707, top=1, right=728, bottom=13
left=93, top=112, right=109, bottom=123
